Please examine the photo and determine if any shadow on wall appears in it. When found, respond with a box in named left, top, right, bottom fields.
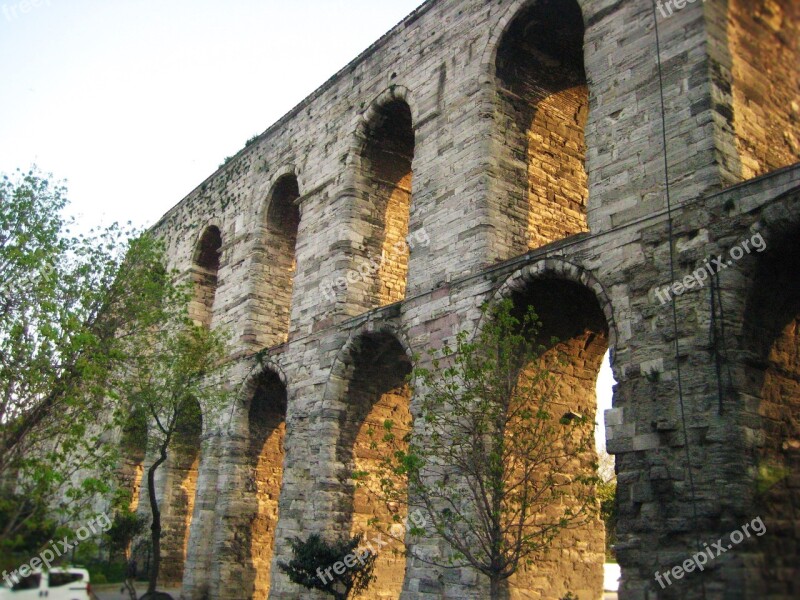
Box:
left=359, top=99, right=416, bottom=309
left=505, top=277, right=609, bottom=599
left=742, top=223, right=800, bottom=597
left=495, top=0, right=589, bottom=255
left=727, top=0, right=800, bottom=180
left=251, top=175, right=301, bottom=348
left=245, top=369, right=288, bottom=599
left=335, top=333, right=412, bottom=600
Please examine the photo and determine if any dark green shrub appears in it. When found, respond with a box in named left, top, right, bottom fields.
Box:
left=278, top=533, right=377, bottom=600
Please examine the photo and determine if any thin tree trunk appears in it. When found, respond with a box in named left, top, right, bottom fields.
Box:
left=490, top=576, right=502, bottom=600
left=147, top=442, right=169, bottom=595
left=124, top=538, right=137, bottom=600
left=489, top=575, right=510, bottom=600
left=124, top=579, right=138, bottom=600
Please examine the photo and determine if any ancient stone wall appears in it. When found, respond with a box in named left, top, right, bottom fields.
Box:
left=190, top=226, right=221, bottom=329
left=163, top=401, right=203, bottom=585
left=133, top=0, right=800, bottom=598
left=706, top=0, right=800, bottom=185
left=249, top=176, right=300, bottom=348
left=336, top=334, right=411, bottom=599
left=247, top=371, right=288, bottom=598
left=739, top=204, right=800, bottom=598
left=494, top=0, right=589, bottom=254
left=728, top=0, right=800, bottom=179
left=504, top=279, right=608, bottom=599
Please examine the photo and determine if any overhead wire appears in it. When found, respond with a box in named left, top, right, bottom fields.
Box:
left=650, top=2, right=707, bottom=597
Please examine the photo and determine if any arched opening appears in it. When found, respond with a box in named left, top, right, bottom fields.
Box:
left=245, top=369, right=287, bottom=598
left=505, top=278, right=609, bottom=598
left=160, top=398, right=202, bottom=586
left=253, top=176, right=301, bottom=347
left=596, top=351, right=619, bottom=594
left=728, top=0, right=799, bottom=180
left=360, top=100, right=415, bottom=308
left=119, top=409, right=147, bottom=512
left=114, top=410, right=148, bottom=568
left=743, top=226, right=800, bottom=596
left=495, top=0, right=589, bottom=255
left=191, top=226, right=222, bottom=329
left=336, top=333, right=412, bottom=598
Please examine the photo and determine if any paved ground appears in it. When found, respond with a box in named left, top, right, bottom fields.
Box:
left=92, top=586, right=616, bottom=599
left=93, top=584, right=615, bottom=599
left=93, top=587, right=615, bottom=599
left=92, top=574, right=618, bottom=599
left=93, top=584, right=181, bottom=600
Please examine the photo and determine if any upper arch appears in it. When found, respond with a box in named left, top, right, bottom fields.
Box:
left=351, top=85, right=419, bottom=159
left=192, top=224, right=223, bottom=266
left=220, top=358, right=290, bottom=433
left=479, top=0, right=588, bottom=79
left=319, top=320, right=413, bottom=414
left=489, top=258, right=618, bottom=357
left=257, top=165, right=301, bottom=224
left=747, top=184, right=800, bottom=250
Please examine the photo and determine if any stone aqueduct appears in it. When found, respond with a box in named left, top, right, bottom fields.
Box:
left=125, top=0, right=800, bottom=598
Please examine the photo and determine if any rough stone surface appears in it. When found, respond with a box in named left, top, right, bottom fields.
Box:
left=120, top=0, right=800, bottom=598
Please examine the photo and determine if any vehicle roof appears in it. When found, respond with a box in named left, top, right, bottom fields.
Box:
left=9, top=567, right=90, bottom=576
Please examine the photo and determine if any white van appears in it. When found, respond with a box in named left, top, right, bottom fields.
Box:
left=0, top=568, right=92, bottom=600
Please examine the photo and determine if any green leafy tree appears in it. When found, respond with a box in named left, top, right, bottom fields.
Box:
left=358, top=299, right=600, bottom=599
left=597, top=451, right=617, bottom=561
left=278, top=533, right=377, bottom=600
left=0, top=499, right=55, bottom=572
left=597, top=479, right=617, bottom=560
left=106, top=508, right=147, bottom=567
left=0, top=167, right=184, bottom=555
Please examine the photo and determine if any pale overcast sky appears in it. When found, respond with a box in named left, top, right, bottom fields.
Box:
left=0, top=0, right=423, bottom=228
left=0, top=0, right=615, bottom=453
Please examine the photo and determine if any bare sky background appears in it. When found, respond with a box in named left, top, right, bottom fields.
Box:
left=0, top=0, right=422, bottom=227
left=0, top=0, right=616, bottom=453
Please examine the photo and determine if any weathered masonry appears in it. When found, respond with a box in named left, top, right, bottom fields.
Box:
left=130, top=0, right=800, bottom=598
